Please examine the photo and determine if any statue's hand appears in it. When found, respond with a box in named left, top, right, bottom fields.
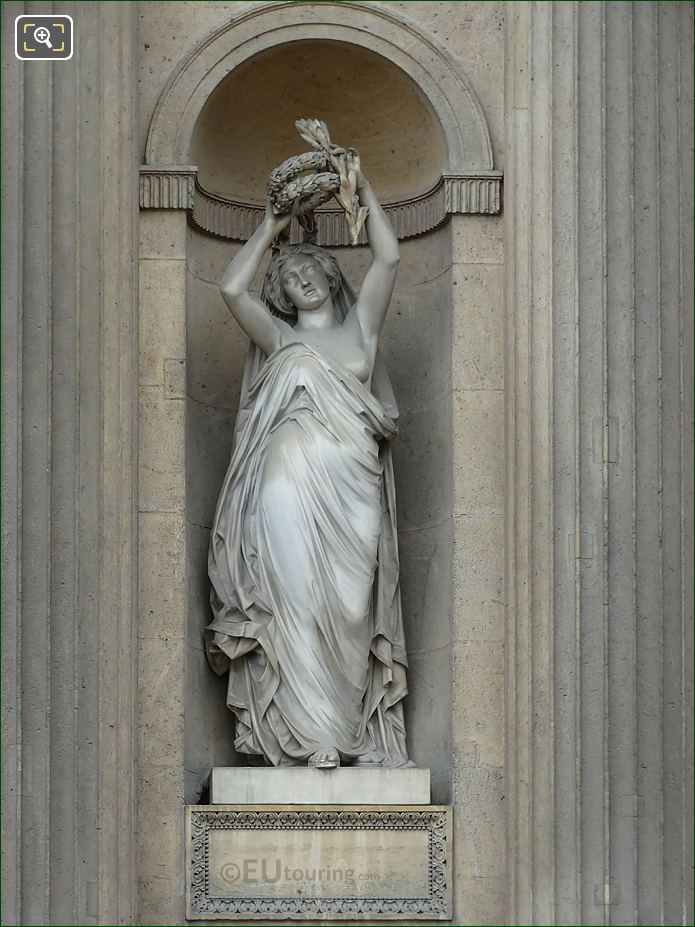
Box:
left=346, top=148, right=366, bottom=189
left=263, top=197, right=297, bottom=237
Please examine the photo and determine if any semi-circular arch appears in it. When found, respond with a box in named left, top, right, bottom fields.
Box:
left=144, top=0, right=496, bottom=173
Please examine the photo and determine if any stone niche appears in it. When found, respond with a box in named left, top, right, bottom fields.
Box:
left=138, top=3, right=505, bottom=921
left=184, top=38, right=456, bottom=805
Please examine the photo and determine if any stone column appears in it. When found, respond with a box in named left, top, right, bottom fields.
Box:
left=504, top=3, right=693, bottom=924
left=1, top=2, right=139, bottom=924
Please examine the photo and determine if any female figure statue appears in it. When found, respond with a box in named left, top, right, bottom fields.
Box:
left=206, top=147, right=411, bottom=769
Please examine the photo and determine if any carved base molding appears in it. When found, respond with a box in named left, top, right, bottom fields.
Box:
left=139, top=167, right=502, bottom=244
left=186, top=805, right=453, bottom=920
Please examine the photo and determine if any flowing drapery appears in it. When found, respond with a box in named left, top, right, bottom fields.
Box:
left=206, top=341, right=410, bottom=766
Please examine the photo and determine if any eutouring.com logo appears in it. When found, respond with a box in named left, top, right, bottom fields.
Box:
left=220, top=859, right=383, bottom=887
left=15, top=15, right=73, bottom=61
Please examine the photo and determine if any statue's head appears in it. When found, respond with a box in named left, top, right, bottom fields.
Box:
left=263, top=243, right=341, bottom=319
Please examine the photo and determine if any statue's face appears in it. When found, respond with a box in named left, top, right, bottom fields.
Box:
left=280, top=254, right=330, bottom=311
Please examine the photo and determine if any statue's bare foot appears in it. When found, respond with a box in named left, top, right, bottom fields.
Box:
left=308, top=747, right=340, bottom=768
left=352, top=749, right=387, bottom=766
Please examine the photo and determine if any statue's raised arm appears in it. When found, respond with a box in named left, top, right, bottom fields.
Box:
left=218, top=201, right=295, bottom=355
left=347, top=150, right=400, bottom=343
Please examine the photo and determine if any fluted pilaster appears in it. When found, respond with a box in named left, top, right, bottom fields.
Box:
left=505, top=3, right=693, bottom=923
left=1, top=3, right=139, bottom=923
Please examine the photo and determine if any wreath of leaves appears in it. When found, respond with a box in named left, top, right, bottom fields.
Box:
left=267, top=119, right=369, bottom=246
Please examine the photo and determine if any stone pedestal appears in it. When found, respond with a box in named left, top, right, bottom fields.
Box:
left=209, top=766, right=431, bottom=805
left=187, top=768, right=451, bottom=920
left=186, top=804, right=452, bottom=921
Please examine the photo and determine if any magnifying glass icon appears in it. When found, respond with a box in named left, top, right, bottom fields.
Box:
left=34, top=26, right=53, bottom=49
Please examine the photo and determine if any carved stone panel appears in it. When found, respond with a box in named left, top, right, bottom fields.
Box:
left=186, top=805, right=453, bottom=920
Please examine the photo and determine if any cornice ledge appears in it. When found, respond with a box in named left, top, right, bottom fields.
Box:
left=182, top=172, right=502, bottom=244
left=139, top=165, right=197, bottom=210
left=139, top=167, right=502, bottom=240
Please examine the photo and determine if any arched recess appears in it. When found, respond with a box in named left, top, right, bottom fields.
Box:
left=144, top=0, right=495, bottom=172
left=139, top=0, right=502, bottom=240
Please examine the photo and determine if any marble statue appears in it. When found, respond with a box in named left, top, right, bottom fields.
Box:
left=206, top=121, right=411, bottom=769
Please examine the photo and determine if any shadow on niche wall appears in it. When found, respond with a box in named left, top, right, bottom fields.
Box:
left=183, top=223, right=455, bottom=805
left=182, top=35, right=455, bottom=804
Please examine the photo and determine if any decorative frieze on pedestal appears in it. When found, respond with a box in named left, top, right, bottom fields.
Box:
left=186, top=805, right=452, bottom=921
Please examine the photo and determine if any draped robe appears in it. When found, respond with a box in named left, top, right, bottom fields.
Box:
left=206, top=341, right=410, bottom=766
